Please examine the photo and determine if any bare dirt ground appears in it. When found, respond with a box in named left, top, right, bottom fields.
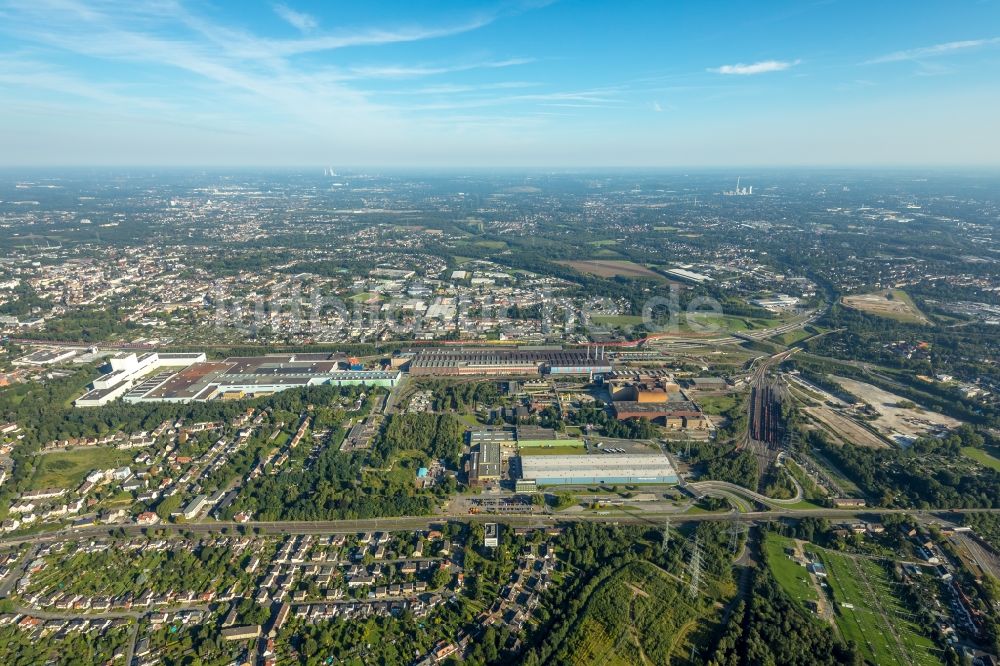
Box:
left=832, top=376, right=961, bottom=442
left=804, top=406, right=890, bottom=449
left=557, top=259, right=664, bottom=280
left=842, top=290, right=930, bottom=324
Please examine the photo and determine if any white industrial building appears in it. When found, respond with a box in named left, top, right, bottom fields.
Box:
left=74, top=352, right=206, bottom=407
left=519, top=453, right=678, bottom=486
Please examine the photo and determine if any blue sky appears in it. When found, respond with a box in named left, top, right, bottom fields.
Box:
left=1, top=0, right=999, bottom=166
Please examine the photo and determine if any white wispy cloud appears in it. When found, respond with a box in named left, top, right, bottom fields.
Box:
left=866, top=37, right=1000, bottom=64
left=346, top=58, right=533, bottom=80
left=273, top=4, right=317, bottom=32
left=709, top=59, right=800, bottom=75
left=0, top=0, right=604, bottom=155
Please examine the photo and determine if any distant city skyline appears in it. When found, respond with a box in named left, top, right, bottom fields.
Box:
left=1, top=0, right=999, bottom=166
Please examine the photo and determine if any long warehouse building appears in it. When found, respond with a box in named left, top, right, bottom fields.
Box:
left=406, top=347, right=612, bottom=377
left=519, top=454, right=678, bottom=486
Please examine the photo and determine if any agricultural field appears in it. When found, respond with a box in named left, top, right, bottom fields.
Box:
left=557, top=560, right=712, bottom=666
left=29, top=447, right=134, bottom=490
left=557, top=259, right=664, bottom=280
left=842, top=289, right=930, bottom=325
left=818, top=550, right=940, bottom=666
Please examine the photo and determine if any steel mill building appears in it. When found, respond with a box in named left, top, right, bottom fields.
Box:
left=404, top=347, right=612, bottom=377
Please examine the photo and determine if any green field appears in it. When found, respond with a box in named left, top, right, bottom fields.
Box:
left=695, top=393, right=740, bottom=415
left=30, top=447, right=135, bottom=490
left=763, top=534, right=819, bottom=605
left=818, top=550, right=940, bottom=666
left=682, top=312, right=783, bottom=333
left=961, top=446, right=1000, bottom=472
left=775, top=328, right=814, bottom=346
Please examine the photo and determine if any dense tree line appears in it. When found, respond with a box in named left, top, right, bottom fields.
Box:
left=227, top=409, right=463, bottom=522
left=371, top=412, right=465, bottom=468
left=964, top=512, right=1000, bottom=551
left=410, top=379, right=501, bottom=412
left=704, top=449, right=760, bottom=491
left=817, top=428, right=1000, bottom=509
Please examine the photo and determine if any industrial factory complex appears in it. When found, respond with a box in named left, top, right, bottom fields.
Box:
left=464, top=425, right=680, bottom=489
left=518, top=453, right=678, bottom=487
left=73, top=346, right=612, bottom=407
left=75, top=352, right=400, bottom=407
left=66, top=344, right=686, bottom=489
left=403, top=347, right=612, bottom=377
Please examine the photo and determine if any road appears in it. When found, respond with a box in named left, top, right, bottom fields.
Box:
left=689, top=479, right=803, bottom=506
left=0, top=544, right=39, bottom=598
left=4, top=508, right=1000, bottom=549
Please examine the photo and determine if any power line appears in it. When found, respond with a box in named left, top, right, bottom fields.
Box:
left=688, top=535, right=702, bottom=599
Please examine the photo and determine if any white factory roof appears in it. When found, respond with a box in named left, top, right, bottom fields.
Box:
left=520, top=454, right=676, bottom=480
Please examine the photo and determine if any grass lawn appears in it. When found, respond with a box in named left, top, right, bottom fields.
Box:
left=962, top=446, right=1000, bottom=472
left=651, top=312, right=787, bottom=336
left=695, top=393, right=740, bottom=415
left=763, top=534, right=818, bottom=605
left=349, top=292, right=379, bottom=303
left=775, top=328, right=814, bottom=346
left=30, top=447, right=135, bottom=490
left=685, top=313, right=783, bottom=332
left=782, top=499, right=826, bottom=510
left=819, top=550, right=940, bottom=666
left=457, top=412, right=483, bottom=428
